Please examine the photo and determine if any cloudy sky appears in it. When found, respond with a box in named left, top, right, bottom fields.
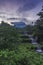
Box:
left=0, top=0, right=43, bottom=25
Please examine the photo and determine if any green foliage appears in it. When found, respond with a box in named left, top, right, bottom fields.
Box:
left=0, top=21, right=43, bottom=65
left=0, top=47, right=43, bottom=65
left=33, top=6, right=43, bottom=46
left=25, top=25, right=34, bottom=34
left=0, top=22, right=20, bottom=50
left=20, top=35, right=31, bottom=43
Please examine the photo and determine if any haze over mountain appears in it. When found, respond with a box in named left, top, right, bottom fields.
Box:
left=0, top=0, right=43, bottom=25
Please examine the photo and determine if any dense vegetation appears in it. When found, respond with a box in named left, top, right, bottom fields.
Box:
left=25, top=6, right=43, bottom=49
left=33, top=6, right=43, bottom=49
left=0, top=7, right=43, bottom=65
left=0, top=48, right=43, bottom=65
left=0, top=21, right=20, bottom=50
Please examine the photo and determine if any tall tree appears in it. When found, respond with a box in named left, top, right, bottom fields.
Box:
left=36, top=6, right=43, bottom=26
left=35, top=6, right=43, bottom=43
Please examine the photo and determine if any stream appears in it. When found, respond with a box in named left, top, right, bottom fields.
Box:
left=28, top=35, right=43, bottom=53
left=24, top=33, right=43, bottom=53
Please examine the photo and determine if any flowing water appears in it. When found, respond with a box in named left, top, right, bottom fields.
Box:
left=28, top=35, right=43, bottom=53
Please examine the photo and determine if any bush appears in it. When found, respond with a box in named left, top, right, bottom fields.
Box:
left=0, top=50, right=43, bottom=65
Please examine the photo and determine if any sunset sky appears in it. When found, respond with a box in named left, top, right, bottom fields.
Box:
left=0, top=0, right=43, bottom=25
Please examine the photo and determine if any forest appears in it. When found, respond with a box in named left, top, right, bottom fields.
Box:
left=0, top=6, right=43, bottom=65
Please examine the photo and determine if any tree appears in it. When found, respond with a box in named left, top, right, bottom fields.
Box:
left=0, top=21, right=20, bottom=50
left=36, top=6, right=43, bottom=26
left=35, top=6, right=43, bottom=43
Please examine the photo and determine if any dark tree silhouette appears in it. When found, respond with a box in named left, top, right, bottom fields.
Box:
left=35, top=6, right=43, bottom=44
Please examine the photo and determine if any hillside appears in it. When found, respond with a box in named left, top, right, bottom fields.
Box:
left=0, top=21, right=43, bottom=65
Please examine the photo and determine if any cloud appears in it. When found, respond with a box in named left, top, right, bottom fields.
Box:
left=0, top=0, right=43, bottom=25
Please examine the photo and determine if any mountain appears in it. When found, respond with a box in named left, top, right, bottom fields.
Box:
left=11, top=22, right=26, bottom=28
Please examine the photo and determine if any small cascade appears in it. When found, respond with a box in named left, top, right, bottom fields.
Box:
left=28, top=35, right=43, bottom=53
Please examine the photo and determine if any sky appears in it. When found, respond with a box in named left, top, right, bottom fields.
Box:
left=0, top=0, right=43, bottom=25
